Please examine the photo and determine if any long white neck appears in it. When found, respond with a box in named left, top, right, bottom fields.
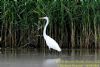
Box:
left=43, top=18, right=49, bottom=37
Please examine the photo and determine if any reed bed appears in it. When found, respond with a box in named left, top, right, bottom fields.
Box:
left=0, top=0, right=100, bottom=50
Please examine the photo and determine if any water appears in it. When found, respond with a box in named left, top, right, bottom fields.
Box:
left=0, top=48, right=100, bottom=67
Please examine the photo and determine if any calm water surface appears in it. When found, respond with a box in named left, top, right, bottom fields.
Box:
left=0, top=48, right=100, bottom=67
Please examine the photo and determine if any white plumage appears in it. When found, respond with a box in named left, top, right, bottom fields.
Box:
left=39, top=16, right=61, bottom=52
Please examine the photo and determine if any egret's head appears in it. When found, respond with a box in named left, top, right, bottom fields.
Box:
left=39, top=16, right=48, bottom=20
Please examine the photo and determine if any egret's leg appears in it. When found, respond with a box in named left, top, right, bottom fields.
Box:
left=49, top=47, right=50, bottom=50
left=48, top=47, right=52, bottom=55
left=57, top=51, right=62, bottom=56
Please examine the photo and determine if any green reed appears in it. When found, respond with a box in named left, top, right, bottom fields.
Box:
left=0, top=0, right=100, bottom=49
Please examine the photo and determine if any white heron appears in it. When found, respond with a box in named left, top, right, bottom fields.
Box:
left=39, top=16, right=61, bottom=52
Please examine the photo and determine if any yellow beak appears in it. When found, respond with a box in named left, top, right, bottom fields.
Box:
left=39, top=17, right=44, bottom=19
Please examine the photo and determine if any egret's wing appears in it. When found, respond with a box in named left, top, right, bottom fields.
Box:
left=45, top=35, right=61, bottom=51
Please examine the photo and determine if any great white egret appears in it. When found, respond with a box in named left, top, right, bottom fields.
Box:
left=39, top=16, right=61, bottom=52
